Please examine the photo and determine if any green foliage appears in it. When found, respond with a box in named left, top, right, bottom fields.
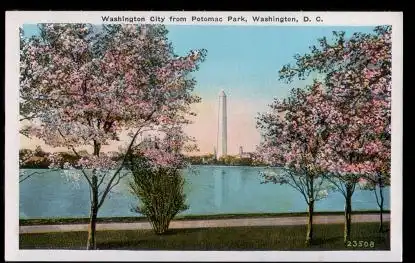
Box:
left=19, top=148, right=123, bottom=169
left=185, top=154, right=217, bottom=165
left=19, top=148, right=50, bottom=169
left=19, top=148, right=266, bottom=168
left=185, top=154, right=266, bottom=166
left=129, top=156, right=189, bottom=235
left=58, top=152, right=79, bottom=165
left=33, top=146, right=47, bottom=157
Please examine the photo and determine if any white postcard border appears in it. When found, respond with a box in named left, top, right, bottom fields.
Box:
left=5, top=11, right=403, bottom=262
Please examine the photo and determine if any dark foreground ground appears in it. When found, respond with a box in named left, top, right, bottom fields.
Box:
left=20, top=222, right=390, bottom=250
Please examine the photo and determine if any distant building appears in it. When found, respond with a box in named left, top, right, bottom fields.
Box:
left=239, top=146, right=254, bottom=159
left=217, top=90, right=227, bottom=159
left=213, top=146, right=217, bottom=160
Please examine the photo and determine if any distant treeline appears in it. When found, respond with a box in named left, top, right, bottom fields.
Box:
left=19, top=147, right=122, bottom=169
left=20, top=148, right=267, bottom=169
left=185, top=154, right=267, bottom=166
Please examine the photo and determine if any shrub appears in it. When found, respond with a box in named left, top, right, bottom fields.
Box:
left=129, top=157, right=189, bottom=235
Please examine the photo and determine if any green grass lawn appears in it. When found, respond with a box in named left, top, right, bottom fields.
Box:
left=20, top=222, right=390, bottom=250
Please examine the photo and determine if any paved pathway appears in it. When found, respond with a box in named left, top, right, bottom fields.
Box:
left=20, top=213, right=390, bottom=234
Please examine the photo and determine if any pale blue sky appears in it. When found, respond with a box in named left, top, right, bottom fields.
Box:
left=21, top=24, right=376, bottom=101
left=21, top=24, right=377, bottom=154
left=167, top=25, right=377, bottom=101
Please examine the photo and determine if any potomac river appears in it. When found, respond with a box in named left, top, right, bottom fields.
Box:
left=19, top=166, right=390, bottom=219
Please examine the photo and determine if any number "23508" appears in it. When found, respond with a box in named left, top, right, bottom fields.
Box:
left=346, top=240, right=375, bottom=248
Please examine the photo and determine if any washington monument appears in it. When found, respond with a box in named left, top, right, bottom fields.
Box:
left=217, top=89, right=227, bottom=159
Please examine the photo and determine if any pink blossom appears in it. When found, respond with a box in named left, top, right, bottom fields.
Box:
left=260, top=26, right=391, bottom=186
left=19, top=24, right=206, bottom=211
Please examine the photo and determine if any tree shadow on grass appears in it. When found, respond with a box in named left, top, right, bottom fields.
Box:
left=96, top=228, right=208, bottom=250
left=161, top=228, right=206, bottom=236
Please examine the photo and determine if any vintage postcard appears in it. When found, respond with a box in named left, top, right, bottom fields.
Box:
left=5, top=11, right=403, bottom=261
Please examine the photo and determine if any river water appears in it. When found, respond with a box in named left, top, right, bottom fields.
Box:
left=19, top=166, right=390, bottom=219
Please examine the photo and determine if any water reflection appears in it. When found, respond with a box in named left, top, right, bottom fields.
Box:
left=234, top=169, right=241, bottom=191
left=214, top=168, right=225, bottom=207
left=19, top=166, right=391, bottom=219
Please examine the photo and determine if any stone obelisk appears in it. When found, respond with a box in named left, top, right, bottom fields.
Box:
left=217, top=90, right=227, bottom=159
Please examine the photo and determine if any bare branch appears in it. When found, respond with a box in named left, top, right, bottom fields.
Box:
left=285, top=169, right=309, bottom=204
left=57, top=128, right=93, bottom=188
left=19, top=168, right=59, bottom=183
left=19, top=114, right=38, bottom=122
left=97, top=171, right=109, bottom=189
left=97, top=108, right=157, bottom=209
left=324, top=174, right=346, bottom=197
left=99, top=171, right=130, bottom=201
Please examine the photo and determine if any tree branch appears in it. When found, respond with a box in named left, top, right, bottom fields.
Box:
left=285, top=169, right=309, bottom=204
left=324, top=174, right=346, bottom=197
left=97, top=108, right=157, bottom=209
left=57, top=128, right=93, bottom=188
left=97, top=171, right=109, bottom=189
left=19, top=169, right=59, bottom=183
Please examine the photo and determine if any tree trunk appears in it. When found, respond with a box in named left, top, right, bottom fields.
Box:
left=305, top=199, right=314, bottom=246
left=86, top=175, right=98, bottom=250
left=93, top=141, right=101, bottom=156
left=378, top=185, right=384, bottom=232
left=153, top=220, right=170, bottom=235
left=344, top=185, right=353, bottom=243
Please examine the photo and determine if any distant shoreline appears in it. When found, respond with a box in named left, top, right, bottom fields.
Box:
left=20, top=164, right=272, bottom=170
left=19, top=149, right=270, bottom=168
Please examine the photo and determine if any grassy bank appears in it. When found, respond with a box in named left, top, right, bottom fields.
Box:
left=20, top=222, right=390, bottom=250
left=20, top=210, right=389, bottom=226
